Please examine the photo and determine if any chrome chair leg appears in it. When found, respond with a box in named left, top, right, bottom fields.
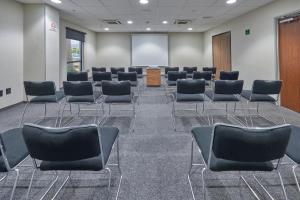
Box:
left=277, top=169, right=288, bottom=200
left=253, top=175, right=275, bottom=199
left=240, top=176, right=260, bottom=200
left=51, top=175, right=70, bottom=200
left=201, top=168, right=207, bottom=200
left=172, top=101, right=176, bottom=131
left=40, top=172, right=59, bottom=200
left=10, top=169, right=20, bottom=200
left=59, top=102, right=67, bottom=127
left=0, top=174, right=7, bottom=182
left=26, top=169, right=36, bottom=200
left=20, top=102, right=29, bottom=127
left=293, top=165, right=300, bottom=193
left=43, top=104, right=47, bottom=119
left=105, top=168, right=112, bottom=188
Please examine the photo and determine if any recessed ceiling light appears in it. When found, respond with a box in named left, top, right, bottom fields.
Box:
left=51, top=0, right=62, bottom=4
left=139, top=0, right=149, bottom=4
left=188, top=27, right=193, bottom=31
left=226, top=0, right=236, bottom=4
left=162, top=21, right=168, bottom=24
left=104, top=28, right=110, bottom=31
left=127, top=20, right=133, bottom=24
left=146, top=27, right=151, bottom=31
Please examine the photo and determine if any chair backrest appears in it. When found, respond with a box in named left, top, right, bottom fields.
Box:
left=168, top=71, right=187, bottom=81
left=22, top=124, right=101, bottom=162
left=111, top=67, right=125, bottom=75
left=214, top=80, right=244, bottom=95
left=93, top=72, right=112, bottom=82
left=63, top=81, right=93, bottom=96
left=252, top=80, right=282, bottom=95
left=129, top=67, right=143, bottom=75
left=210, top=124, right=291, bottom=164
left=183, top=67, right=197, bottom=74
left=67, top=72, right=88, bottom=81
left=203, top=67, right=216, bottom=74
left=24, top=81, right=56, bottom=96
left=193, top=71, right=212, bottom=81
left=165, top=67, right=179, bottom=74
left=177, top=79, right=205, bottom=94
left=92, top=67, right=106, bottom=72
left=118, top=72, right=137, bottom=82
left=220, top=71, right=239, bottom=80
left=102, top=81, right=131, bottom=96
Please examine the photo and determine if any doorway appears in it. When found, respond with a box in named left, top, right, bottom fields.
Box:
left=279, top=15, right=300, bottom=112
left=212, top=32, right=232, bottom=79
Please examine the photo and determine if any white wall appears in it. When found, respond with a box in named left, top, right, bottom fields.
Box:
left=0, top=0, right=24, bottom=109
left=95, top=32, right=204, bottom=70
left=203, top=0, right=300, bottom=89
left=59, top=19, right=97, bottom=85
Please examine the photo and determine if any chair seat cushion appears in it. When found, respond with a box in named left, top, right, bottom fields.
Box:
left=0, top=128, right=28, bottom=172
left=112, top=74, right=118, bottom=78
left=94, top=82, right=102, bottom=87
left=40, top=127, right=119, bottom=171
left=205, top=90, right=239, bottom=102
left=68, top=92, right=101, bottom=103
left=104, top=95, right=132, bottom=103
left=187, top=74, right=193, bottom=78
left=175, top=93, right=204, bottom=102
left=130, top=81, right=138, bottom=87
left=137, top=74, right=143, bottom=78
left=30, top=91, right=65, bottom=103
left=286, top=126, right=300, bottom=164
left=191, top=127, right=274, bottom=172
left=167, top=80, right=177, bottom=86
left=241, top=90, right=276, bottom=102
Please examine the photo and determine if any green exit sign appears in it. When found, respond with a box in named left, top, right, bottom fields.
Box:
left=245, top=29, right=251, bottom=35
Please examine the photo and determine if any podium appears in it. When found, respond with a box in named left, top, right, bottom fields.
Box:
left=146, top=67, right=161, bottom=87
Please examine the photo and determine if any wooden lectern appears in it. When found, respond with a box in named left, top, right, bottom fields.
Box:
left=147, top=67, right=161, bottom=87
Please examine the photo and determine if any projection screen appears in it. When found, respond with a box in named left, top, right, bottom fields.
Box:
left=131, top=34, right=169, bottom=66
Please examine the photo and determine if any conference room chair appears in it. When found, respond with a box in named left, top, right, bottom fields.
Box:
left=202, top=67, right=216, bottom=79
left=219, top=71, right=239, bottom=80
left=110, top=67, right=125, bottom=78
left=21, top=81, right=65, bottom=127
left=0, top=127, right=29, bottom=200
left=205, top=80, right=244, bottom=125
left=118, top=72, right=140, bottom=102
left=129, top=67, right=143, bottom=78
left=92, top=72, right=112, bottom=88
left=165, top=71, right=187, bottom=97
left=67, top=71, right=89, bottom=81
left=60, top=81, right=103, bottom=126
left=102, top=81, right=136, bottom=133
left=171, top=79, right=207, bottom=131
left=241, top=80, right=283, bottom=126
left=183, top=67, right=198, bottom=78
left=188, top=123, right=291, bottom=200
left=92, top=67, right=107, bottom=72
left=22, top=123, right=122, bottom=200
left=164, top=67, right=179, bottom=78
left=286, top=125, right=300, bottom=195
left=192, top=71, right=213, bottom=86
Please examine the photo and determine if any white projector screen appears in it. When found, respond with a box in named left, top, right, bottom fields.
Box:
left=132, top=34, right=169, bottom=66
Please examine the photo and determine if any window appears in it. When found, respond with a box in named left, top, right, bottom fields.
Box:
left=66, top=27, right=86, bottom=73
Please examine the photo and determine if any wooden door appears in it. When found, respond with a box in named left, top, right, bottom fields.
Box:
left=279, top=16, right=300, bottom=112
left=212, top=32, right=232, bottom=79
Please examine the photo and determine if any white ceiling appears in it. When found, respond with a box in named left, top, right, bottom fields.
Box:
left=16, top=0, right=275, bottom=32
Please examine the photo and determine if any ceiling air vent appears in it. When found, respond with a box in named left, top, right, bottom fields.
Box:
left=103, top=19, right=122, bottom=25
left=173, top=19, right=192, bottom=25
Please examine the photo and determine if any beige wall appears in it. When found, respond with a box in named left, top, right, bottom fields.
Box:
left=0, top=0, right=24, bottom=109
left=59, top=19, right=97, bottom=85
left=203, top=0, right=300, bottom=89
left=95, top=32, right=204, bottom=70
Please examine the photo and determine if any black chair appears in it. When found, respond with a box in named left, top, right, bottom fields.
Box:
left=0, top=128, right=29, bottom=200
left=203, top=67, right=216, bottom=79
left=189, top=123, right=291, bottom=200
left=67, top=71, right=88, bottom=81
left=21, top=81, right=65, bottom=127
left=102, top=81, right=136, bottom=133
left=129, top=67, right=143, bottom=78
left=118, top=72, right=138, bottom=86
left=110, top=67, right=125, bottom=78
left=60, top=81, right=103, bottom=126
left=92, top=67, right=106, bottom=72
left=92, top=72, right=112, bottom=87
left=183, top=67, right=198, bottom=78
left=241, top=80, right=284, bottom=126
left=205, top=80, right=244, bottom=124
left=165, top=67, right=179, bottom=78
left=193, top=71, right=212, bottom=86
left=171, top=80, right=207, bottom=131
left=166, top=71, right=187, bottom=86
left=219, top=71, right=239, bottom=80
left=22, top=124, right=122, bottom=200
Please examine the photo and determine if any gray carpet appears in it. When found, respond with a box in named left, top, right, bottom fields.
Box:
left=0, top=79, right=300, bottom=200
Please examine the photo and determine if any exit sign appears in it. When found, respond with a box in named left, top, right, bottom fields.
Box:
left=245, top=29, right=251, bottom=35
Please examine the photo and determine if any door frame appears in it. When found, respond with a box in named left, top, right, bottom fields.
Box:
left=212, top=31, right=232, bottom=72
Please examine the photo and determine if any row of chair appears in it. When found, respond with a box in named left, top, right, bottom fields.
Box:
left=92, top=67, right=143, bottom=78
